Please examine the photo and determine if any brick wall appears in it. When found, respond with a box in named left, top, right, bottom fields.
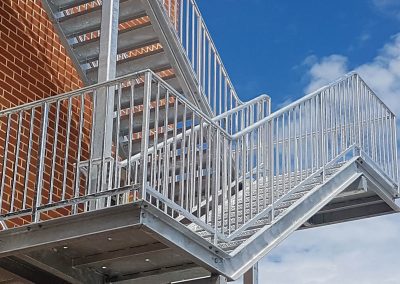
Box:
left=0, top=0, right=84, bottom=228
left=0, top=0, right=181, bottom=228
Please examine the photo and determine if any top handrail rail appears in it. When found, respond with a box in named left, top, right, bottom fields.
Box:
left=0, top=69, right=151, bottom=116
left=211, top=94, right=270, bottom=122
left=231, top=72, right=396, bottom=140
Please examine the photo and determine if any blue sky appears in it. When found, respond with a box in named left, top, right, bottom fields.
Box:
left=197, top=1, right=400, bottom=283
left=198, top=0, right=400, bottom=107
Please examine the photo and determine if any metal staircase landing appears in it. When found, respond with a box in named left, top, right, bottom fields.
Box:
left=0, top=155, right=396, bottom=283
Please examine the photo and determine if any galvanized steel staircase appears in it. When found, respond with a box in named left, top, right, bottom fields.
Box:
left=0, top=0, right=398, bottom=283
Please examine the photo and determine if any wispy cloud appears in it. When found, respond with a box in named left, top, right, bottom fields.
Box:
left=259, top=215, right=400, bottom=284
left=305, top=33, right=400, bottom=116
left=356, top=33, right=400, bottom=114
left=249, top=34, right=400, bottom=284
left=303, top=55, right=348, bottom=93
left=371, top=0, right=400, bottom=21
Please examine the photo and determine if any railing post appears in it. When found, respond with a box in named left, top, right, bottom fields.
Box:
left=33, top=102, right=49, bottom=223
left=320, top=92, right=326, bottom=182
left=392, top=114, right=399, bottom=192
left=244, top=263, right=258, bottom=284
left=356, top=74, right=362, bottom=148
left=212, top=128, right=220, bottom=244
left=139, top=72, right=153, bottom=200
left=268, top=119, right=274, bottom=223
left=89, top=0, right=119, bottom=206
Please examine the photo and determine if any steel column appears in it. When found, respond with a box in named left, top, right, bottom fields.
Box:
left=243, top=263, right=258, bottom=284
left=91, top=0, right=120, bottom=199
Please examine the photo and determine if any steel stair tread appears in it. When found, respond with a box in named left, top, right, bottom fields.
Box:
left=59, top=0, right=145, bottom=38
left=114, top=76, right=181, bottom=111
left=116, top=103, right=192, bottom=136
left=87, top=51, right=171, bottom=84
left=50, top=0, right=94, bottom=11
left=73, top=24, right=159, bottom=64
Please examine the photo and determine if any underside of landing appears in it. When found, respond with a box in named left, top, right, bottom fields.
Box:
left=0, top=158, right=397, bottom=283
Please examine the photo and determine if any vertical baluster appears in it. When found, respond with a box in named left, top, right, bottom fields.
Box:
left=190, top=112, right=197, bottom=212
left=179, top=104, right=187, bottom=209
left=140, top=72, right=152, bottom=200
left=86, top=92, right=97, bottom=210
left=127, top=80, right=136, bottom=191
left=185, top=0, right=189, bottom=53
left=23, top=109, right=35, bottom=210
left=197, top=117, right=204, bottom=218
left=171, top=94, right=179, bottom=216
left=33, top=103, right=49, bottom=223
left=62, top=98, right=72, bottom=201
left=114, top=84, right=122, bottom=190
left=205, top=124, right=212, bottom=224
left=49, top=101, right=60, bottom=204
left=163, top=89, right=170, bottom=213
left=212, top=129, right=220, bottom=243
left=269, top=119, right=275, bottom=223
left=73, top=95, right=85, bottom=212
left=10, top=112, right=22, bottom=212
left=288, top=111, right=292, bottom=193
left=0, top=115, right=11, bottom=214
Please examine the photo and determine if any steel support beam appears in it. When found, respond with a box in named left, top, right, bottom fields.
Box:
left=19, top=250, right=104, bottom=284
left=0, top=256, right=70, bottom=284
left=109, top=263, right=209, bottom=284
left=91, top=0, right=120, bottom=202
left=0, top=203, right=141, bottom=257
left=243, top=263, right=258, bottom=284
left=97, top=0, right=119, bottom=82
left=73, top=242, right=170, bottom=267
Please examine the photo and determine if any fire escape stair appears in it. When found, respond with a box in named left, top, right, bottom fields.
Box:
left=42, top=0, right=213, bottom=116
left=0, top=1, right=398, bottom=283
left=0, top=152, right=396, bottom=283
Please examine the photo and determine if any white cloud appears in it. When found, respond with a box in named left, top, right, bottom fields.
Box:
left=258, top=214, right=400, bottom=284
left=250, top=33, right=400, bottom=284
left=372, top=0, right=400, bottom=20
left=304, top=55, right=348, bottom=93
left=305, top=33, right=400, bottom=116
left=356, top=33, right=400, bottom=115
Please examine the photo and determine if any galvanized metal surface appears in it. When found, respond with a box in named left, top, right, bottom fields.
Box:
left=0, top=0, right=399, bottom=282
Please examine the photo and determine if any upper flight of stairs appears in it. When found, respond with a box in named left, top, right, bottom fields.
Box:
left=46, top=0, right=171, bottom=85
left=42, top=0, right=243, bottom=117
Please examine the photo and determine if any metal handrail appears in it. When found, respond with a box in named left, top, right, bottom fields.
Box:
left=135, top=70, right=398, bottom=243
left=0, top=70, right=397, bottom=248
left=159, top=0, right=243, bottom=115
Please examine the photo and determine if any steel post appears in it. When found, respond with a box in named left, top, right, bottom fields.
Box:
left=90, top=0, right=119, bottom=203
left=243, top=263, right=258, bottom=284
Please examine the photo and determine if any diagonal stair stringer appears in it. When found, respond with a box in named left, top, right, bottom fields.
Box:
left=140, top=156, right=399, bottom=280
left=140, top=0, right=215, bottom=116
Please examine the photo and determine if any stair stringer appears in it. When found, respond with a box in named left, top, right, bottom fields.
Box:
left=140, top=157, right=381, bottom=280
left=139, top=0, right=214, bottom=117
left=40, top=0, right=91, bottom=85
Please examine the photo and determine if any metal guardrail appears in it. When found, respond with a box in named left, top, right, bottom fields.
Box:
left=125, top=72, right=398, bottom=242
left=159, top=0, right=244, bottom=116
left=0, top=70, right=397, bottom=245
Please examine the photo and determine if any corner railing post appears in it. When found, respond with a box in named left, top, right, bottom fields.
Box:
left=139, top=72, right=153, bottom=200
left=33, top=102, right=49, bottom=223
